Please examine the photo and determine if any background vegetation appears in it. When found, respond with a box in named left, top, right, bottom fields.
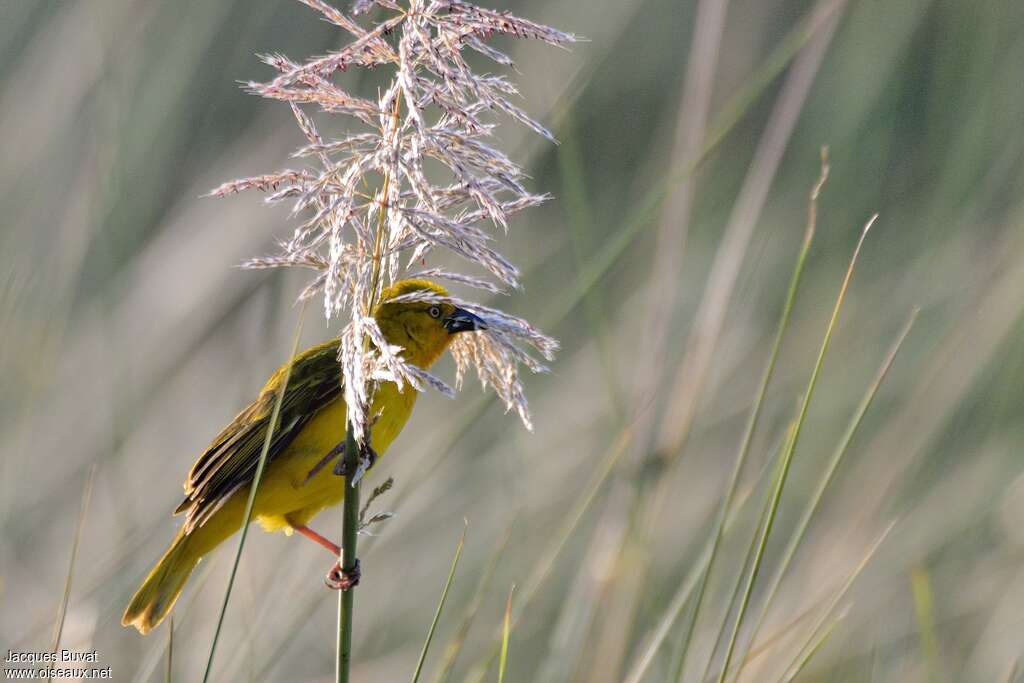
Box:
left=2, top=0, right=1023, bottom=680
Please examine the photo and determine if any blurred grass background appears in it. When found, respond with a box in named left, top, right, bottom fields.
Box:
left=2, top=0, right=1024, bottom=681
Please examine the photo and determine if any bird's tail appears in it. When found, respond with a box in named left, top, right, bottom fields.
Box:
left=122, top=528, right=198, bottom=635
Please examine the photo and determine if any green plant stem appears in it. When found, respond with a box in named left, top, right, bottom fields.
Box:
left=203, top=302, right=307, bottom=683
left=434, top=524, right=512, bottom=683
left=412, top=523, right=467, bottom=683
left=619, top=445, right=779, bottom=683
left=714, top=215, right=876, bottom=683
left=336, top=426, right=360, bottom=683
left=671, top=153, right=826, bottom=681
left=732, top=309, right=918, bottom=679
left=498, top=585, right=516, bottom=683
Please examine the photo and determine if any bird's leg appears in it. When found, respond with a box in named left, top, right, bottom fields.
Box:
left=293, top=525, right=341, bottom=556
left=304, top=441, right=346, bottom=484
left=326, top=558, right=360, bottom=591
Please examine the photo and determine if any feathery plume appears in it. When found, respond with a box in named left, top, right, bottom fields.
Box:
left=214, top=0, right=575, bottom=437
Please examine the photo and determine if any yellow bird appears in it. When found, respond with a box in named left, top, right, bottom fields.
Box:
left=122, top=279, right=484, bottom=635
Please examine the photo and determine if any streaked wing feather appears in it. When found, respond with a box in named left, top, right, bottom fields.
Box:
left=176, top=340, right=343, bottom=530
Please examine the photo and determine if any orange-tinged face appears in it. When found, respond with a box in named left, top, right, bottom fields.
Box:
left=373, top=279, right=486, bottom=369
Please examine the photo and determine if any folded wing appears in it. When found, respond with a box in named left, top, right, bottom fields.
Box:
left=175, top=339, right=343, bottom=531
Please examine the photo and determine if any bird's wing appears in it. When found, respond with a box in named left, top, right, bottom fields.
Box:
left=175, top=339, right=343, bottom=531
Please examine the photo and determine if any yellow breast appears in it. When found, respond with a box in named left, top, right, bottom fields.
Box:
left=249, top=381, right=419, bottom=531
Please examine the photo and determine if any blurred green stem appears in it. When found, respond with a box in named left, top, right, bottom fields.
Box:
left=203, top=302, right=307, bottom=683
left=671, top=151, right=826, bottom=681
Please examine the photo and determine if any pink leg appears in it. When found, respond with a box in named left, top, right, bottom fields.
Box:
left=294, top=525, right=341, bottom=556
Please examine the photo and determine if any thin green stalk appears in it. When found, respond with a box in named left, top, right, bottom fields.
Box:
left=337, top=91, right=400, bottom=683
left=692, top=428, right=794, bottom=683
left=337, top=425, right=360, bottom=683
left=412, top=523, right=468, bottom=683
left=48, top=462, right=95, bottom=683
left=672, top=151, right=829, bottom=681
left=620, top=442, right=781, bottom=683
left=203, top=301, right=307, bottom=683
left=435, top=524, right=513, bottom=683
left=498, top=586, right=515, bottom=683
left=714, top=215, right=877, bottom=683
left=734, top=309, right=919, bottom=677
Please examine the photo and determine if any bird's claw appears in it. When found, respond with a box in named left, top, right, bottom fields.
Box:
left=335, top=443, right=377, bottom=486
left=325, top=558, right=361, bottom=591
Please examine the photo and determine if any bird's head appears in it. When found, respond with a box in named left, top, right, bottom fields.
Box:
left=373, top=278, right=486, bottom=369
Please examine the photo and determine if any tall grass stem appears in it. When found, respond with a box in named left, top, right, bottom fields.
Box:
left=714, top=215, right=876, bottom=683
left=672, top=150, right=828, bottom=680
left=411, top=523, right=467, bottom=683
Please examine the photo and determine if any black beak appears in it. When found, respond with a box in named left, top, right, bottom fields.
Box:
left=443, top=308, right=487, bottom=334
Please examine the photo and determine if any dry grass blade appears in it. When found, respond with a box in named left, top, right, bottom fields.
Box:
left=1003, top=660, right=1020, bottom=683
left=714, top=215, right=877, bottom=683
left=632, top=0, right=729, bottom=449
left=697, top=0, right=846, bottom=166
left=412, top=522, right=468, bottom=683
left=673, top=149, right=828, bottom=680
left=774, top=523, right=896, bottom=681
left=48, top=461, right=96, bottom=683
left=498, top=585, right=515, bottom=683
left=653, top=0, right=846, bottom=463
left=202, top=301, right=307, bottom=683
left=779, top=605, right=848, bottom=683
left=733, top=308, right=919, bottom=677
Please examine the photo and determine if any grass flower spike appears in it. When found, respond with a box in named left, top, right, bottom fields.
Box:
left=212, top=0, right=573, bottom=438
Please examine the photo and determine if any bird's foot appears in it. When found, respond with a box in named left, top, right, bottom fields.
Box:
left=333, top=443, right=377, bottom=486
left=325, top=558, right=361, bottom=591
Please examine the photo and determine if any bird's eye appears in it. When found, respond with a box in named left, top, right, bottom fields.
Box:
left=427, top=305, right=441, bottom=319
